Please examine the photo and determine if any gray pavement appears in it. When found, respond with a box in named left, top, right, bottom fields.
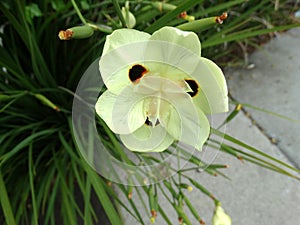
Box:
left=227, top=28, right=300, bottom=169
left=119, top=28, right=300, bottom=225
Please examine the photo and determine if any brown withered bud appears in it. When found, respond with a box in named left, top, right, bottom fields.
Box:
left=58, top=30, right=73, bottom=40
left=215, top=12, right=228, bottom=24
left=151, top=209, right=157, bottom=218
left=179, top=11, right=187, bottom=18
left=178, top=217, right=183, bottom=224
left=200, top=219, right=206, bottom=225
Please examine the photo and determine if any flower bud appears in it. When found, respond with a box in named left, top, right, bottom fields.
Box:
left=0, top=94, right=12, bottom=101
left=58, top=25, right=94, bottom=40
left=177, top=12, right=228, bottom=32
left=127, top=175, right=133, bottom=199
left=34, top=94, right=60, bottom=111
left=180, top=183, right=193, bottom=192
left=121, top=5, right=136, bottom=28
left=179, top=12, right=195, bottom=22
left=151, top=2, right=176, bottom=12
left=150, top=216, right=155, bottom=224
left=212, top=205, right=232, bottom=225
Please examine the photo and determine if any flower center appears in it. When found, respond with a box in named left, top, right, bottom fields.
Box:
left=145, top=117, right=160, bottom=127
left=144, top=97, right=162, bottom=127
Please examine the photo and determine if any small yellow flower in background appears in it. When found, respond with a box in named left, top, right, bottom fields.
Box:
left=212, top=204, right=232, bottom=225
left=95, top=26, right=228, bottom=152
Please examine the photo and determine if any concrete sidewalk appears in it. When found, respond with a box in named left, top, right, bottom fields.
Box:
left=223, top=27, right=300, bottom=224
left=227, top=28, right=300, bottom=169
left=119, top=29, right=300, bottom=225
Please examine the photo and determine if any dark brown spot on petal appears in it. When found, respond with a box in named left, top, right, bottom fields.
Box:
left=129, top=64, right=147, bottom=83
left=185, top=79, right=199, bottom=97
left=145, top=117, right=160, bottom=127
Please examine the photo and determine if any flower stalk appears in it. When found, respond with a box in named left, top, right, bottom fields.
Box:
left=189, top=178, right=219, bottom=205
left=70, top=0, right=87, bottom=24
left=33, top=94, right=60, bottom=111
left=182, top=193, right=205, bottom=225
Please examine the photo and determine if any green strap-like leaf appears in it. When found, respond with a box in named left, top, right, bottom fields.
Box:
left=84, top=164, right=124, bottom=225
left=211, top=128, right=300, bottom=174
left=111, top=0, right=126, bottom=27
left=0, top=171, right=17, bottom=225
left=203, top=23, right=300, bottom=48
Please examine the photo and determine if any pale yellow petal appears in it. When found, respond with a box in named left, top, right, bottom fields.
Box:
left=120, top=125, right=174, bottom=152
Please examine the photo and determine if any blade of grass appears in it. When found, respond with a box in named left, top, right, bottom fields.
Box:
left=230, top=100, right=300, bottom=123
left=121, top=189, right=146, bottom=225
left=112, top=0, right=126, bottom=27
left=218, top=104, right=242, bottom=128
left=60, top=183, right=77, bottom=225
left=101, top=182, right=142, bottom=223
left=0, top=1, right=55, bottom=87
left=43, top=175, right=60, bottom=225
left=0, top=170, right=17, bottom=225
left=40, top=162, right=57, bottom=215
left=203, top=23, right=300, bottom=48
left=16, top=1, right=55, bottom=87
left=194, top=0, right=246, bottom=18
left=220, top=143, right=300, bottom=179
left=210, top=142, right=298, bottom=178
left=84, top=164, right=124, bottom=225
left=0, top=129, right=58, bottom=166
left=211, top=128, right=300, bottom=173
left=28, top=144, right=38, bottom=225
left=83, top=169, right=93, bottom=225
left=74, top=121, right=124, bottom=225
left=13, top=179, right=30, bottom=225
left=203, top=1, right=269, bottom=44
left=53, top=151, right=83, bottom=220
left=0, top=49, right=36, bottom=89
left=71, top=117, right=145, bottom=224
left=0, top=93, right=27, bottom=113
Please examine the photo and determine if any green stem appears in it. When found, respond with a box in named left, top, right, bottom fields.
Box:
left=182, top=193, right=204, bottom=224
left=71, top=0, right=87, bottom=24
left=87, top=23, right=112, bottom=34
left=189, top=178, right=220, bottom=206
left=112, top=0, right=126, bottom=27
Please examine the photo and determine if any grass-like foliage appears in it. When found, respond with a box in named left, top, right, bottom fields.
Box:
left=0, top=0, right=299, bottom=225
